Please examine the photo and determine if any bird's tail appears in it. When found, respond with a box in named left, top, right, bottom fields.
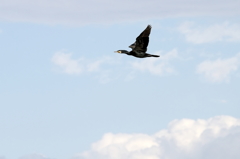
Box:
left=151, top=55, right=160, bottom=57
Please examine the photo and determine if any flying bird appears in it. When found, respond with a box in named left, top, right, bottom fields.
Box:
left=115, top=25, right=159, bottom=58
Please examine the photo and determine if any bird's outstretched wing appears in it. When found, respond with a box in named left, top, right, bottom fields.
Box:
left=129, top=25, right=151, bottom=53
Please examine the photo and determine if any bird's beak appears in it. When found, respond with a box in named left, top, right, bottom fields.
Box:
left=114, top=51, right=121, bottom=53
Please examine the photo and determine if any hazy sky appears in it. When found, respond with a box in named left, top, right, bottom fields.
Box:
left=0, top=0, right=240, bottom=159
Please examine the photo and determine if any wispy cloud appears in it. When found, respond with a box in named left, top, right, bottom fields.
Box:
left=131, top=49, right=178, bottom=75
left=73, top=116, right=240, bottom=159
left=19, top=153, right=50, bottom=159
left=179, top=22, right=240, bottom=44
left=51, top=51, right=114, bottom=75
left=0, top=0, right=240, bottom=25
left=51, top=51, right=121, bottom=83
left=196, top=53, right=240, bottom=83
left=52, top=51, right=84, bottom=75
left=87, top=57, right=114, bottom=73
left=220, top=99, right=227, bottom=103
left=52, top=50, right=179, bottom=82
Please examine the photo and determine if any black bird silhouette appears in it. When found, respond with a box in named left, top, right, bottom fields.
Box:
left=115, top=25, right=159, bottom=58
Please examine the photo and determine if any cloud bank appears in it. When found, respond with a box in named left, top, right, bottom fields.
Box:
left=0, top=0, right=240, bottom=25
left=74, top=116, right=240, bottom=159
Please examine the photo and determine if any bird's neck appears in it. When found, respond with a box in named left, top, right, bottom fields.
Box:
left=120, top=50, right=130, bottom=54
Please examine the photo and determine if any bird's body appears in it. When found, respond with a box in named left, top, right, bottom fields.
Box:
left=115, top=25, right=159, bottom=58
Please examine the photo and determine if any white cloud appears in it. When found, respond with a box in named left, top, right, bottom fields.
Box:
left=51, top=51, right=121, bottom=83
left=0, top=0, right=240, bottom=25
left=51, top=51, right=113, bottom=75
left=19, top=153, right=50, bottom=159
left=52, top=51, right=84, bottom=75
left=220, top=99, right=227, bottom=103
left=73, top=116, right=240, bottom=159
left=52, top=50, right=179, bottom=82
left=179, top=22, right=240, bottom=44
left=196, top=53, right=240, bottom=83
left=131, top=49, right=178, bottom=75
left=87, top=57, right=113, bottom=73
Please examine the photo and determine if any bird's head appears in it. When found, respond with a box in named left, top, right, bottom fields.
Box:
left=114, top=50, right=129, bottom=54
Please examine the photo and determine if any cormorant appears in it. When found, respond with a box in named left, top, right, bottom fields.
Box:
left=114, top=25, right=159, bottom=58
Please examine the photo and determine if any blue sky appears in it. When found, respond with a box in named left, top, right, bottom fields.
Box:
left=0, top=0, right=240, bottom=159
